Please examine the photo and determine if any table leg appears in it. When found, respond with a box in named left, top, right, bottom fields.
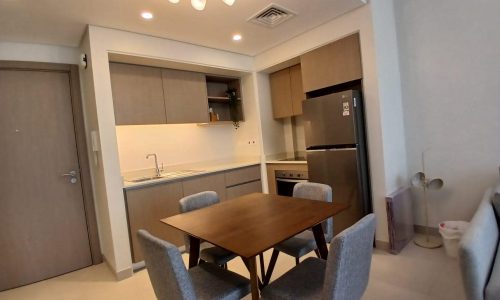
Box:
left=312, top=223, right=328, bottom=259
left=245, top=256, right=260, bottom=300
left=188, top=235, right=200, bottom=269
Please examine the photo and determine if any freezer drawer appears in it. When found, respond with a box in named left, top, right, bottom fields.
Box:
left=307, top=148, right=364, bottom=235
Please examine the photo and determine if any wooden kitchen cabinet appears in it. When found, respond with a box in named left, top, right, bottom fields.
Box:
left=270, top=64, right=304, bottom=119
left=290, top=64, right=305, bottom=115
left=109, top=63, right=167, bottom=125
left=224, top=165, right=262, bottom=201
left=125, top=181, right=184, bottom=263
left=226, top=180, right=262, bottom=199
left=162, top=69, right=209, bottom=124
left=300, top=33, right=362, bottom=93
left=182, top=172, right=227, bottom=201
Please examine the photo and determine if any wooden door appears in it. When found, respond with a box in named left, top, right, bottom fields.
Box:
left=0, top=69, right=92, bottom=291
left=109, top=63, right=167, bottom=125
left=162, top=69, right=209, bottom=124
left=270, top=68, right=293, bottom=119
left=125, top=182, right=184, bottom=262
left=300, top=33, right=362, bottom=93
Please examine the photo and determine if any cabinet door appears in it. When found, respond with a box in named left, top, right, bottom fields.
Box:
left=162, top=69, right=209, bottom=124
left=226, top=180, right=262, bottom=200
left=109, top=63, right=167, bottom=125
left=125, top=181, right=184, bottom=263
left=270, top=68, right=293, bottom=119
left=300, top=33, right=362, bottom=93
left=290, top=64, right=304, bottom=115
left=225, top=165, right=261, bottom=187
left=182, top=172, right=227, bottom=201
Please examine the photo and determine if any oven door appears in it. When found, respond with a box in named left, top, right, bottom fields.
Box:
left=276, top=178, right=307, bottom=197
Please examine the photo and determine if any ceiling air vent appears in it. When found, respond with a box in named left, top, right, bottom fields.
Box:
left=248, top=3, right=297, bottom=28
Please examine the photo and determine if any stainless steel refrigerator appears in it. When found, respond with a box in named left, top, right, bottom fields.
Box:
left=303, top=90, right=371, bottom=235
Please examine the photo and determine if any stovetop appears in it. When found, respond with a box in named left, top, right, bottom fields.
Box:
left=278, top=156, right=306, bottom=161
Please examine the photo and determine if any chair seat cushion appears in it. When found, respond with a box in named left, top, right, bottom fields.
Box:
left=261, top=257, right=326, bottom=300
left=485, top=243, right=500, bottom=300
left=189, top=263, right=250, bottom=300
left=275, top=231, right=318, bottom=258
left=200, top=246, right=238, bottom=265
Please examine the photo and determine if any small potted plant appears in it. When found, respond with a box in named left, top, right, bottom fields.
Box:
left=226, top=88, right=241, bottom=129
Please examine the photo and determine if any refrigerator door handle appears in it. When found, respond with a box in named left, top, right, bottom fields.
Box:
left=307, top=147, right=357, bottom=152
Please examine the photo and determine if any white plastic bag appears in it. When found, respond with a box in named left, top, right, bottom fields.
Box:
left=439, top=221, right=469, bottom=258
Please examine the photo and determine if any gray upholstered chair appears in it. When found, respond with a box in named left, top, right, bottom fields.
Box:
left=137, top=229, right=250, bottom=300
left=179, top=191, right=237, bottom=267
left=264, top=182, right=333, bottom=284
left=261, top=213, right=376, bottom=300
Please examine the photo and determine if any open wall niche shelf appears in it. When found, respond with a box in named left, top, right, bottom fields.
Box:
left=206, top=75, right=243, bottom=124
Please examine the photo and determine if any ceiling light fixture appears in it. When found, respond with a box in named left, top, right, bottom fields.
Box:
left=141, top=12, right=154, bottom=19
left=232, top=34, right=242, bottom=41
left=191, top=0, right=206, bottom=10
left=168, top=0, right=235, bottom=11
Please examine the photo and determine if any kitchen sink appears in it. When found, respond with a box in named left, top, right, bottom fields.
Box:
left=126, top=170, right=204, bottom=183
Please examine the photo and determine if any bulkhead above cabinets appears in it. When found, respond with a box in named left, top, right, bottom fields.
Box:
left=109, top=62, right=243, bottom=126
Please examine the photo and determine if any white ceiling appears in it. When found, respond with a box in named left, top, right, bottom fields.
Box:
left=0, top=0, right=366, bottom=56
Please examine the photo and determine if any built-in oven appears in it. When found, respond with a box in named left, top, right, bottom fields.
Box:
left=275, top=170, right=309, bottom=196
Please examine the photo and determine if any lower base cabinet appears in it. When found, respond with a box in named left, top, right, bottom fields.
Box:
left=226, top=180, right=262, bottom=199
left=125, top=181, right=185, bottom=263
left=124, top=164, right=262, bottom=263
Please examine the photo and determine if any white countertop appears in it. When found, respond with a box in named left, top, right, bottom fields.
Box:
left=122, top=157, right=261, bottom=189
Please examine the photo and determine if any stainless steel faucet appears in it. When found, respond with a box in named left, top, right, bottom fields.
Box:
left=146, top=153, right=161, bottom=177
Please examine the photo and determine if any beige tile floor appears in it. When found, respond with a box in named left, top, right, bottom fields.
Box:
left=0, top=239, right=465, bottom=300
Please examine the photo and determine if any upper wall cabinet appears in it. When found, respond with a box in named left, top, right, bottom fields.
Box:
left=110, top=63, right=167, bottom=125
left=162, top=69, right=209, bottom=124
left=300, top=33, right=362, bottom=93
left=269, top=64, right=304, bottom=119
left=110, top=63, right=211, bottom=125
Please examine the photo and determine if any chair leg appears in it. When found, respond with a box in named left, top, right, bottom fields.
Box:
left=259, top=253, right=266, bottom=280
left=314, top=249, right=321, bottom=258
left=263, top=249, right=280, bottom=286
left=295, top=257, right=300, bottom=265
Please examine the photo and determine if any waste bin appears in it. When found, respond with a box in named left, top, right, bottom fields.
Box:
left=439, top=221, right=469, bottom=258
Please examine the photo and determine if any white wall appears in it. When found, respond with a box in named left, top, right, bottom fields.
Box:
left=81, top=25, right=260, bottom=276
left=254, top=4, right=406, bottom=243
left=394, top=0, right=500, bottom=225
left=370, top=0, right=408, bottom=193
left=0, top=41, right=79, bottom=64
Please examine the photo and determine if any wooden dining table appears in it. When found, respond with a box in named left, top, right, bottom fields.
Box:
left=161, top=192, right=348, bottom=300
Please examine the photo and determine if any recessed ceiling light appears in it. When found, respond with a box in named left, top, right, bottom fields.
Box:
left=141, top=12, right=153, bottom=19
left=232, top=34, right=242, bottom=41
left=169, top=0, right=180, bottom=3
left=223, top=0, right=235, bottom=6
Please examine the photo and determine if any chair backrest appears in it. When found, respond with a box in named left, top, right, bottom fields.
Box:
left=137, top=229, right=197, bottom=300
left=322, top=213, right=376, bottom=300
left=179, top=191, right=220, bottom=250
left=293, top=182, right=334, bottom=241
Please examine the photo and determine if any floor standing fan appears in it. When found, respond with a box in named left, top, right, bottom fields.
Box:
left=411, top=152, right=444, bottom=248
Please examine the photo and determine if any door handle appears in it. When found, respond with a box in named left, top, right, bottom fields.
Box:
left=61, top=170, right=78, bottom=184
